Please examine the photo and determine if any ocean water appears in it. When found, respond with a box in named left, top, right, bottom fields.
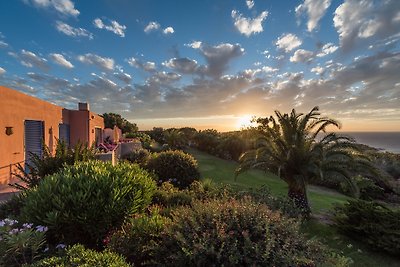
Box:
left=341, top=132, right=400, bottom=154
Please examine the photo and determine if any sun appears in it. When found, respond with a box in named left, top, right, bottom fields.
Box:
left=236, top=115, right=255, bottom=129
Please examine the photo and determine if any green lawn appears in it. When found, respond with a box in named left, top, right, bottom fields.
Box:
left=188, top=148, right=349, bottom=213
left=188, top=148, right=400, bottom=267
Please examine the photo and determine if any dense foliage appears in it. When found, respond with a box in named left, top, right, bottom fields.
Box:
left=0, top=193, right=26, bottom=220
left=124, top=132, right=153, bottom=148
left=146, top=150, right=200, bottom=189
left=20, top=160, right=156, bottom=248
left=102, top=112, right=138, bottom=133
left=333, top=199, right=400, bottom=256
left=29, top=244, right=130, bottom=267
left=236, top=106, right=376, bottom=214
left=107, top=208, right=170, bottom=266
left=10, top=140, right=96, bottom=190
left=149, top=198, right=340, bottom=266
left=123, top=149, right=151, bottom=167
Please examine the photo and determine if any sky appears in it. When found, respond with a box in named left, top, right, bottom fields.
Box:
left=0, top=0, right=399, bottom=131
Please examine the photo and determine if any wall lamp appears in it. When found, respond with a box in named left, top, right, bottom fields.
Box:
left=5, top=126, right=13, bottom=136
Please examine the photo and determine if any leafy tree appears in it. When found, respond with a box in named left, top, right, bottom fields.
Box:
left=102, top=113, right=138, bottom=133
left=148, top=127, right=165, bottom=144
left=164, top=129, right=186, bottom=149
left=193, top=129, right=219, bottom=154
left=236, top=106, right=374, bottom=215
left=217, top=134, right=247, bottom=161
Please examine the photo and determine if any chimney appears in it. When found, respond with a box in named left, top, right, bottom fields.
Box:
left=78, top=102, right=89, bottom=111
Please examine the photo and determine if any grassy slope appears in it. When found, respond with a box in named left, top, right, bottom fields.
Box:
left=189, top=148, right=349, bottom=213
left=188, top=148, right=400, bottom=267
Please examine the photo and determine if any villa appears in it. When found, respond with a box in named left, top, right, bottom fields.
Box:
left=0, top=86, right=104, bottom=184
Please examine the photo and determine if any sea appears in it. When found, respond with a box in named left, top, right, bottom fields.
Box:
left=341, top=132, right=400, bottom=154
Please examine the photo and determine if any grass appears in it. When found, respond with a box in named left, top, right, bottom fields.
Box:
left=187, top=148, right=400, bottom=267
left=188, top=148, right=349, bottom=213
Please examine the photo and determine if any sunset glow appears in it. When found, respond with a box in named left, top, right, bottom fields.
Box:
left=0, top=0, right=399, bottom=131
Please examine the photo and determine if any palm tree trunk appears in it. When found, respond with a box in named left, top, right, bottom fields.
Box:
left=288, top=185, right=311, bottom=216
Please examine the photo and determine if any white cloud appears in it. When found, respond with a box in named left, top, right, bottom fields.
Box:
left=144, top=21, right=160, bottom=33
left=24, top=0, right=79, bottom=17
left=231, top=10, right=269, bottom=37
left=246, top=0, right=254, bottom=9
left=311, top=66, right=325, bottom=75
left=13, top=50, right=49, bottom=70
left=0, top=40, right=8, bottom=48
left=77, top=53, right=114, bottom=71
left=55, top=21, right=93, bottom=39
left=127, top=57, right=156, bottom=72
left=0, top=66, right=5, bottom=75
left=49, top=53, right=74, bottom=68
left=262, top=66, right=279, bottom=73
left=143, top=61, right=156, bottom=72
left=114, top=72, right=132, bottom=84
left=276, top=33, right=302, bottom=52
left=93, top=18, right=127, bottom=37
left=199, top=43, right=245, bottom=78
left=127, top=57, right=140, bottom=68
left=149, top=71, right=181, bottom=84
left=295, top=0, right=332, bottom=32
left=163, top=57, right=198, bottom=74
left=186, top=41, right=202, bottom=49
left=316, top=43, right=338, bottom=57
left=163, top=26, right=174, bottom=35
left=333, top=0, right=400, bottom=50
left=290, top=49, right=314, bottom=63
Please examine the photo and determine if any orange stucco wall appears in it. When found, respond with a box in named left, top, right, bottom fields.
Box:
left=89, top=112, right=105, bottom=145
left=0, top=86, right=64, bottom=184
left=68, top=110, right=104, bottom=146
left=0, top=86, right=104, bottom=184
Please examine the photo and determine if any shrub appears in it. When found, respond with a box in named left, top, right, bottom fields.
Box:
left=29, top=244, right=130, bottom=267
left=151, top=198, right=335, bottom=266
left=0, top=193, right=26, bottom=220
left=340, top=175, right=384, bottom=200
left=10, top=141, right=96, bottom=190
left=240, top=186, right=305, bottom=218
left=20, top=160, right=156, bottom=248
left=152, top=182, right=193, bottom=208
left=333, top=199, right=400, bottom=256
left=146, top=150, right=200, bottom=189
left=107, top=207, right=170, bottom=266
left=124, top=149, right=151, bottom=167
left=0, top=218, right=47, bottom=266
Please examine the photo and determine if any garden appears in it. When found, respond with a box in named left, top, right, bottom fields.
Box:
left=1, top=107, right=399, bottom=266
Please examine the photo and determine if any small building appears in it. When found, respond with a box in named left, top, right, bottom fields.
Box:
left=0, top=86, right=104, bottom=184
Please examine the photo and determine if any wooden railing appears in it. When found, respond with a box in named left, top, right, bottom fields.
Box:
left=0, top=161, right=24, bottom=183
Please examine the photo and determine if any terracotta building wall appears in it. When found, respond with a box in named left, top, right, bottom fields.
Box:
left=0, top=86, right=64, bottom=184
left=89, top=111, right=104, bottom=145
left=68, top=110, right=90, bottom=145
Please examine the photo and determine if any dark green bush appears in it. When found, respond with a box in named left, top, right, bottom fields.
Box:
left=20, top=160, right=156, bottom=248
left=29, top=244, right=130, bottom=267
left=146, top=150, right=200, bottom=189
left=240, top=186, right=304, bottom=218
left=150, top=198, right=334, bottom=266
left=107, top=207, right=170, bottom=266
left=333, top=199, right=400, bottom=256
left=152, top=182, right=193, bottom=208
left=124, top=149, right=151, bottom=167
left=0, top=193, right=26, bottom=220
left=340, top=175, right=384, bottom=200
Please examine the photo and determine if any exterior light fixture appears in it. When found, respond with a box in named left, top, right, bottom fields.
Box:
left=5, top=126, right=13, bottom=136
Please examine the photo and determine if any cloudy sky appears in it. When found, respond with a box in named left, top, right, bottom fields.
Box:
left=0, top=0, right=399, bottom=131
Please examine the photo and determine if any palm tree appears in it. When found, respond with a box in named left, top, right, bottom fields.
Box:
left=236, top=106, right=373, bottom=215
left=164, top=129, right=186, bottom=149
